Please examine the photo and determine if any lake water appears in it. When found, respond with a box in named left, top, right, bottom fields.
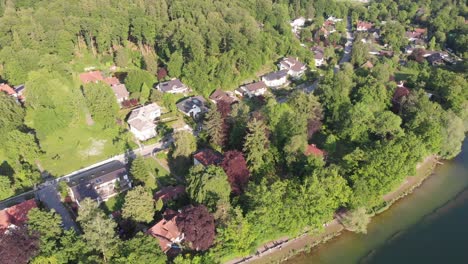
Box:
left=286, top=138, right=468, bottom=264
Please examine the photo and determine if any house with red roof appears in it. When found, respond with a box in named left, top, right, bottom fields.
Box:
left=80, top=71, right=129, bottom=106
left=356, top=21, right=374, bottom=31
left=304, top=144, right=325, bottom=158
left=209, top=89, right=239, bottom=105
left=193, top=149, right=223, bottom=167
left=0, top=199, right=37, bottom=233
left=147, top=209, right=184, bottom=253
left=79, top=71, right=104, bottom=84
left=154, top=186, right=186, bottom=203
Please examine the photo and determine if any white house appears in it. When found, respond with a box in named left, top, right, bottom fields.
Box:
left=311, top=46, right=325, bottom=67
left=262, top=70, right=289, bottom=88
left=155, top=79, right=189, bottom=94
left=127, top=103, right=161, bottom=141
left=235, top=81, right=267, bottom=98
left=278, top=57, right=306, bottom=78
left=290, top=17, right=306, bottom=35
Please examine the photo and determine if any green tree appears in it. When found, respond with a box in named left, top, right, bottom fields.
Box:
left=0, top=93, right=24, bottom=138
left=167, top=51, right=184, bottom=77
left=130, top=156, right=157, bottom=190
left=243, top=118, right=270, bottom=174
left=27, top=208, right=63, bottom=255
left=340, top=207, right=371, bottom=234
left=351, top=40, right=369, bottom=66
left=83, top=82, right=119, bottom=128
left=115, top=48, right=130, bottom=68
left=0, top=176, right=14, bottom=200
left=116, top=233, right=166, bottom=264
left=125, top=69, right=156, bottom=93
left=204, top=108, right=225, bottom=147
left=186, top=165, right=231, bottom=213
left=77, top=199, right=119, bottom=262
left=139, top=83, right=150, bottom=104
left=172, top=131, right=197, bottom=158
left=143, top=52, right=158, bottom=76
left=122, top=186, right=155, bottom=223
left=439, top=111, right=465, bottom=159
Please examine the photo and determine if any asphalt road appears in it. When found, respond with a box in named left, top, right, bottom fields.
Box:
left=37, top=185, right=79, bottom=232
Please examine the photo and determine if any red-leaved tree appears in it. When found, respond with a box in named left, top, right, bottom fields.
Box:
left=176, top=205, right=215, bottom=251
left=0, top=226, right=39, bottom=264
left=221, top=150, right=250, bottom=195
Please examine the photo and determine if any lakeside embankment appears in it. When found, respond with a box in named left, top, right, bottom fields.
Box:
left=226, top=155, right=438, bottom=264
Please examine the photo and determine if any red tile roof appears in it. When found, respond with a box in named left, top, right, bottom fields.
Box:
left=304, top=144, right=325, bottom=157
left=79, top=71, right=104, bottom=84
left=147, top=209, right=183, bottom=252
left=357, top=21, right=374, bottom=30
left=154, top=186, right=186, bottom=203
left=0, top=83, right=16, bottom=96
left=209, top=89, right=238, bottom=105
left=194, top=149, right=223, bottom=166
left=104, top=77, right=120, bottom=86
left=0, top=199, right=37, bottom=232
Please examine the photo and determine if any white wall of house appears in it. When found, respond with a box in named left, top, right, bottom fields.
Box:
left=130, top=125, right=157, bottom=141
left=315, top=58, right=324, bottom=67
left=263, top=77, right=288, bottom=87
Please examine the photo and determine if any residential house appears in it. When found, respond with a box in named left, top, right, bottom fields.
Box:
left=0, top=199, right=37, bottom=233
left=304, top=144, right=325, bottom=158
left=361, top=60, right=374, bottom=69
left=176, top=96, right=207, bottom=117
left=311, top=46, right=325, bottom=67
left=156, top=79, right=189, bottom=94
left=235, top=81, right=267, bottom=98
left=356, top=21, right=374, bottom=31
left=79, top=71, right=104, bottom=84
left=278, top=57, right=307, bottom=78
left=110, top=84, right=130, bottom=103
left=67, top=161, right=132, bottom=207
left=209, top=89, right=239, bottom=105
left=154, top=186, right=186, bottom=203
left=262, top=70, right=289, bottom=88
left=80, top=71, right=129, bottom=106
left=193, top=149, right=223, bottom=167
left=327, top=16, right=343, bottom=23
left=405, top=28, right=426, bottom=42
left=290, top=17, right=306, bottom=35
left=426, top=52, right=447, bottom=66
left=148, top=209, right=184, bottom=253
left=127, top=103, right=162, bottom=141
left=14, top=84, right=26, bottom=102
left=0, top=83, right=25, bottom=102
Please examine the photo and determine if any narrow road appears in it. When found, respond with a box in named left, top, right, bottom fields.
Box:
left=37, top=185, right=79, bottom=232
left=335, top=15, right=354, bottom=73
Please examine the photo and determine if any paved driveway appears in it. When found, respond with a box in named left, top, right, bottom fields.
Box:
left=37, top=185, right=79, bottom=232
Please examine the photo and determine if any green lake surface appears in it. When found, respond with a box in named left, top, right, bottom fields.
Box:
left=286, top=138, right=468, bottom=264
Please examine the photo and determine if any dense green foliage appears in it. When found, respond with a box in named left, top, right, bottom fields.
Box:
left=122, top=186, right=156, bottom=223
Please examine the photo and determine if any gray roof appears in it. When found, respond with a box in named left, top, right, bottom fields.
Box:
left=127, top=103, right=160, bottom=131
left=111, top=84, right=129, bottom=100
left=157, top=79, right=187, bottom=92
left=176, top=96, right=207, bottom=114
left=263, top=70, right=288, bottom=81
left=68, top=161, right=128, bottom=202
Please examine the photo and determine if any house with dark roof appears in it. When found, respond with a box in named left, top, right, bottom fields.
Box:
left=261, top=70, right=289, bottom=88
left=209, top=89, right=239, bottom=105
left=193, top=149, right=223, bottom=167
left=148, top=209, right=184, bottom=253
left=392, top=82, right=411, bottom=111
left=426, top=52, right=447, bottom=66
left=236, top=81, right=267, bottom=98
left=0, top=199, right=37, bottom=233
left=311, top=46, right=325, bottom=67
left=67, top=161, right=132, bottom=206
left=278, top=57, right=306, bottom=78
left=156, top=79, right=189, bottom=94
left=127, top=103, right=161, bottom=141
left=176, top=96, right=207, bottom=118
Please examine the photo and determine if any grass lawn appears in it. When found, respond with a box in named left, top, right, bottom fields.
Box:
left=101, top=192, right=126, bottom=215
left=394, top=67, right=419, bottom=81
left=145, top=156, right=177, bottom=187
left=39, top=124, right=128, bottom=176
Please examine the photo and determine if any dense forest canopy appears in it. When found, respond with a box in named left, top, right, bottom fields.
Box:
left=0, top=0, right=467, bottom=263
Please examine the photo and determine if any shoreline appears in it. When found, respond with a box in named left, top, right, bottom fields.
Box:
left=225, top=155, right=438, bottom=264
